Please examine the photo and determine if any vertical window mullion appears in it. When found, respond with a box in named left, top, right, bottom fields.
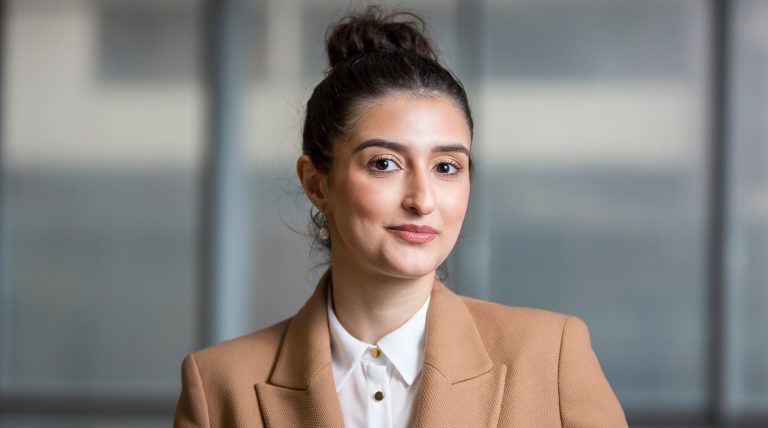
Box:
left=706, top=0, right=731, bottom=425
left=200, top=0, right=249, bottom=347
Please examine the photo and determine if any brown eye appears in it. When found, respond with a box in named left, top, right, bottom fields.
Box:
left=368, top=156, right=399, bottom=173
left=436, top=162, right=459, bottom=174
left=375, top=159, right=392, bottom=170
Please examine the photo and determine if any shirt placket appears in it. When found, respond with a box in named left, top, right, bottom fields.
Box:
left=364, top=349, right=393, bottom=428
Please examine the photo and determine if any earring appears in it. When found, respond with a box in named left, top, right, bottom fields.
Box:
left=318, top=212, right=330, bottom=241
left=319, top=226, right=329, bottom=241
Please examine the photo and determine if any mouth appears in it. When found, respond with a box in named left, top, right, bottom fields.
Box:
left=386, top=224, right=439, bottom=244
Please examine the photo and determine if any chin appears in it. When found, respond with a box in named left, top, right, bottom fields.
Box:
left=375, top=242, right=452, bottom=279
left=380, top=256, right=443, bottom=279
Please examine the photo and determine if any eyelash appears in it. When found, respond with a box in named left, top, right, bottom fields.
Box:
left=366, top=155, right=464, bottom=175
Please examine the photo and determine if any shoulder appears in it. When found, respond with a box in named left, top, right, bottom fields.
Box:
left=185, top=318, right=291, bottom=385
left=174, top=318, right=294, bottom=426
left=452, top=294, right=627, bottom=425
left=459, top=294, right=574, bottom=336
left=456, top=294, right=586, bottom=362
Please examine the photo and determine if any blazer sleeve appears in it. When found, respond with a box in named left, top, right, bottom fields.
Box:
left=174, top=353, right=211, bottom=428
left=558, top=316, right=628, bottom=428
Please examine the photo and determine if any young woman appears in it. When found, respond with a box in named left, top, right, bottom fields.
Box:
left=174, top=8, right=627, bottom=427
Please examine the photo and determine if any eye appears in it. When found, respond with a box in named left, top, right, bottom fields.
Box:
left=367, top=156, right=401, bottom=173
left=435, top=160, right=461, bottom=175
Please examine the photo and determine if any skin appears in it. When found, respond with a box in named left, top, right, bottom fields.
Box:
left=297, top=92, right=472, bottom=343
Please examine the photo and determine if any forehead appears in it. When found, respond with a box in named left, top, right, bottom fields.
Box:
left=346, top=93, right=472, bottom=148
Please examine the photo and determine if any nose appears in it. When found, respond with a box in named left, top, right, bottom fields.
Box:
left=402, top=169, right=435, bottom=216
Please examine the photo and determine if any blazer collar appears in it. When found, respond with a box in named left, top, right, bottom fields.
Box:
left=255, top=270, right=506, bottom=427
left=422, top=280, right=493, bottom=381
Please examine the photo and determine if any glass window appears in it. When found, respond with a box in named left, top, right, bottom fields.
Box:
left=0, top=0, right=202, bottom=398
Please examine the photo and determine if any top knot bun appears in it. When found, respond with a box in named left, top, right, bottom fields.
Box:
left=326, top=7, right=437, bottom=69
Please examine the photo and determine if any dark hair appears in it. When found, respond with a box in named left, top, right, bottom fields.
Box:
left=303, top=6, right=474, bottom=252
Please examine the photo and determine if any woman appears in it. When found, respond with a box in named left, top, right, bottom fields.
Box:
left=175, top=8, right=627, bottom=428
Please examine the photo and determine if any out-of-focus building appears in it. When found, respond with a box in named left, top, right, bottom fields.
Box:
left=0, top=1, right=766, bottom=426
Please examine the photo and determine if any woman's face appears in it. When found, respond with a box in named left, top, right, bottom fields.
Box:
left=322, top=92, right=472, bottom=280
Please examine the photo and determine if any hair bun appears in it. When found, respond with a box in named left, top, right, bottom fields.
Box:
left=326, top=7, right=437, bottom=69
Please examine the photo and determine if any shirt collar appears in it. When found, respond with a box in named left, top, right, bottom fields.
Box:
left=327, top=285, right=430, bottom=390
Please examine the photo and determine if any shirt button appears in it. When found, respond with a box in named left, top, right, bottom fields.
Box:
left=370, top=347, right=381, bottom=358
left=373, top=391, right=385, bottom=401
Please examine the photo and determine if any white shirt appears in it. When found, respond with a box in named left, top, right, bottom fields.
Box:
left=327, top=288, right=430, bottom=428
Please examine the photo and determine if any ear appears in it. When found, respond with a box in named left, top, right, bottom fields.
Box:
left=296, top=155, right=330, bottom=213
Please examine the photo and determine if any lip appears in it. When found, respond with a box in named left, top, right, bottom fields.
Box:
left=386, top=224, right=439, bottom=244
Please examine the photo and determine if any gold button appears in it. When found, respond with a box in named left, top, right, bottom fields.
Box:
left=371, top=347, right=381, bottom=358
left=373, top=391, right=384, bottom=401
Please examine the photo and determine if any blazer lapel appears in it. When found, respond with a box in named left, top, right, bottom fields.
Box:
left=411, top=281, right=507, bottom=428
left=255, top=270, right=345, bottom=428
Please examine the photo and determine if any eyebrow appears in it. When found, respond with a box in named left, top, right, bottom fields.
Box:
left=352, top=139, right=470, bottom=156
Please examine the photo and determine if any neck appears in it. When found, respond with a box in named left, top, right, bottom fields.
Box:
left=329, top=262, right=434, bottom=344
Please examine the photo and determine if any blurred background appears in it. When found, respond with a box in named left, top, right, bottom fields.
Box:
left=0, top=0, right=766, bottom=426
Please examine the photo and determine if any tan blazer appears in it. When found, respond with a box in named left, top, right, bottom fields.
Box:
left=174, top=271, right=627, bottom=427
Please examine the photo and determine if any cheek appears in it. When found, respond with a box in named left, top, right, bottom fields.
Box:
left=335, top=172, right=400, bottom=223
left=439, top=182, right=471, bottom=225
